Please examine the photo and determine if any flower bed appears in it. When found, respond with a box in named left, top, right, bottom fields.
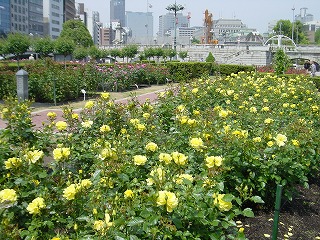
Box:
left=0, top=72, right=319, bottom=239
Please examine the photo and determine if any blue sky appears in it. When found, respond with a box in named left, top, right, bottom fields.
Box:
left=78, top=0, right=320, bottom=33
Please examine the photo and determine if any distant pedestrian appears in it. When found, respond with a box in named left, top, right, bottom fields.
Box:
left=310, top=61, right=316, bottom=77
left=304, top=60, right=311, bottom=70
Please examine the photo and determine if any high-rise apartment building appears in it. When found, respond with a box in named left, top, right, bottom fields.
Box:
left=10, top=0, right=29, bottom=34
left=0, top=0, right=10, bottom=37
left=29, top=0, right=44, bottom=36
left=43, top=0, right=64, bottom=39
left=125, top=11, right=153, bottom=44
left=110, top=0, right=125, bottom=27
left=63, top=0, right=76, bottom=22
left=158, top=12, right=189, bottom=37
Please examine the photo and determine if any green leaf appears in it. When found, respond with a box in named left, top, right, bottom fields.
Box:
left=222, top=194, right=234, bottom=202
left=172, top=216, right=183, bottom=229
left=211, top=219, right=220, bottom=226
left=38, top=171, right=47, bottom=179
left=127, top=217, right=144, bottom=227
left=129, top=235, right=140, bottom=240
left=243, top=208, right=254, bottom=217
left=251, top=196, right=265, bottom=204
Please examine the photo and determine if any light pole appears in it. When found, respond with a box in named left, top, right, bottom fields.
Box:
left=291, top=6, right=295, bottom=41
left=166, top=1, right=184, bottom=53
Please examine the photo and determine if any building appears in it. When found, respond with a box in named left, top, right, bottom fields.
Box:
left=0, top=0, right=10, bottom=37
left=28, top=0, right=44, bottom=36
left=63, top=0, right=76, bottom=22
left=10, top=0, right=29, bottom=34
left=212, top=18, right=248, bottom=42
left=125, top=11, right=153, bottom=44
left=100, top=25, right=112, bottom=46
left=76, top=3, right=87, bottom=26
left=91, top=11, right=100, bottom=45
left=43, top=0, right=64, bottom=39
left=158, top=12, right=189, bottom=37
left=295, top=8, right=314, bottom=24
left=110, top=0, right=125, bottom=27
left=304, top=20, right=320, bottom=43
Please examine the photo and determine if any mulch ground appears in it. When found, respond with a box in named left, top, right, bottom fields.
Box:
left=242, top=176, right=320, bottom=239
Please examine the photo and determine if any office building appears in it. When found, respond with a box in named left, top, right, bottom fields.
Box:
left=158, top=12, right=189, bottom=37
left=10, top=0, right=29, bottom=34
left=0, top=0, right=10, bottom=37
left=63, top=0, right=76, bottom=22
left=110, top=0, right=125, bottom=27
left=125, top=11, right=153, bottom=44
left=28, top=0, right=44, bottom=36
left=43, top=0, right=64, bottom=39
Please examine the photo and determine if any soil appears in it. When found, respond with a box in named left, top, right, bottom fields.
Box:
left=241, top=175, right=320, bottom=239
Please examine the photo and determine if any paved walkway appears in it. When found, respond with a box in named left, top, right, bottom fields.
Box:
left=0, top=90, right=162, bottom=130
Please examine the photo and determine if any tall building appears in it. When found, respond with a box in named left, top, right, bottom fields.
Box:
left=295, top=8, right=314, bottom=23
left=43, top=0, right=64, bottom=39
left=29, top=0, right=44, bottom=36
left=92, top=11, right=101, bottom=45
left=0, top=0, right=10, bottom=37
left=10, top=0, right=29, bottom=34
left=63, top=0, right=76, bottom=22
left=110, top=0, right=125, bottom=27
left=125, top=11, right=153, bottom=44
left=158, top=12, right=189, bottom=37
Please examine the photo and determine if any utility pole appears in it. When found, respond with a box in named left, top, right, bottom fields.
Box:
left=166, top=1, right=184, bottom=53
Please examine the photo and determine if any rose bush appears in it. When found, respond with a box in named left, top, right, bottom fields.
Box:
left=0, top=71, right=319, bottom=239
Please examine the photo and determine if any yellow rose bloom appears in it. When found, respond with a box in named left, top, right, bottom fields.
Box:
left=143, top=112, right=150, bottom=119
left=100, top=125, right=111, bottom=133
left=81, top=120, right=93, bottom=128
left=72, top=113, right=79, bottom=119
left=189, top=137, right=204, bottom=150
left=136, top=123, right=146, bottom=131
left=63, top=184, right=77, bottom=200
left=84, top=101, right=95, bottom=109
left=133, top=155, right=147, bottom=165
left=93, top=220, right=105, bottom=231
left=51, top=237, right=61, bottom=240
left=130, top=118, right=140, bottom=125
left=165, top=191, right=179, bottom=212
left=156, top=191, right=167, bottom=206
left=171, top=152, right=188, bottom=165
left=145, top=142, right=158, bottom=152
left=0, top=189, right=17, bottom=203
left=55, top=121, right=67, bottom=131
left=275, top=134, right=287, bottom=147
left=26, top=197, right=46, bottom=215
left=264, top=118, right=274, bottom=124
left=253, top=137, right=262, bottom=143
left=101, top=92, right=110, bottom=100
left=267, top=141, right=274, bottom=147
left=261, top=106, right=270, bottom=112
left=47, top=111, right=57, bottom=118
left=124, top=189, right=134, bottom=198
left=4, top=157, right=22, bottom=169
left=219, top=109, right=229, bottom=118
left=213, top=194, right=232, bottom=211
left=205, top=156, right=223, bottom=168
left=53, top=147, right=71, bottom=161
left=192, top=88, right=199, bottom=94
left=80, top=179, right=92, bottom=189
left=158, top=153, right=172, bottom=164
left=24, top=150, right=44, bottom=164
left=175, top=174, right=194, bottom=184
left=150, top=167, right=165, bottom=181
left=291, top=139, right=299, bottom=147
left=249, top=107, right=257, bottom=113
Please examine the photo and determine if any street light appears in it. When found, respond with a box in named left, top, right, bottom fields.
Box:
left=166, top=1, right=184, bottom=53
left=291, top=6, right=295, bottom=41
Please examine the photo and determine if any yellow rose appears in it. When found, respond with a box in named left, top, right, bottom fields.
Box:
left=55, top=121, right=67, bottom=131
left=26, top=197, right=46, bottom=215
left=63, top=184, right=77, bottom=200
left=0, top=189, right=17, bottom=203
left=4, top=157, right=22, bottom=169
left=145, top=142, right=158, bottom=152
left=158, top=153, right=172, bottom=164
left=143, top=113, right=151, bottom=119
left=175, top=174, right=194, bottom=184
left=274, top=134, right=287, bottom=147
left=189, top=137, right=204, bottom=150
left=165, top=191, right=179, bottom=212
left=172, top=152, right=188, bottom=165
left=101, top=92, right=110, bottom=100
left=47, top=112, right=57, bottom=118
left=205, top=156, right=223, bottom=168
left=81, top=120, right=93, bottom=128
left=264, top=118, right=274, bottom=124
left=53, top=147, right=71, bottom=161
left=100, top=125, right=111, bottom=133
left=136, top=123, right=146, bottom=131
left=84, top=100, right=95, bottom=109
left=156, top=191, right=167, bottom=206
left=213, top=194, right=232, bottom=211
left=133, top=155, right=147, bottom=166
left=124, top=189, right=134, bottom=198
left=93, top=220, right=105, bottom=231
left=80, top=179, right=92, bottom=189
left=219, top=109, right=229, bottom=118
left=24, top=150, right=44, bottom=164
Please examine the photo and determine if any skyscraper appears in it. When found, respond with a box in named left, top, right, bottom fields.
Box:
left=110, top=0, right=125, bottom=27
left=0, top=0, right=10, bottom=37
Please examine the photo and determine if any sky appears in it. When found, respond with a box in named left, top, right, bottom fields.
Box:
left=77, top=0, right=320, bottom=34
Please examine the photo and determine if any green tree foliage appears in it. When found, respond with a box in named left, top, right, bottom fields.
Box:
left=73, top=47, right=88, bottom=61
left=164, top=49, right=177, bottom=61
left=33, top=36, right=54, bottom=58
left=178, top=51, right=188, bottom=61
left=60, top=20, right=93, bottom=47
left=273, top=48, right=291, bottom=75
left=154, top=47, right=164, bottom=62
left=3, top=33, right=30, bottom=68
left=110, top=48, right=121, bottom=60
left=122, top=45, right=139, bottom=62
left=273, top=20, right=309, bottom=44
left=88, top=46, right=102, bottom=61
left=315, top=28, right=320, bottom=44
left=54, top=37, right=75, bottom=68
left=205, top=52, right=215, bottom=62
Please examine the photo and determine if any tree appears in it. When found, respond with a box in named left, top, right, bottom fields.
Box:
left=154, top=47, right=164, bottom=62
left=60, top=20, right=93, bottom=47
left=273, top=48, right=291, bottom=75
left=205, top=52, right=215, bottom=62
left=179, top=51, right=188, bottom=61
left=110, top=48, right=121, bottom=61
left=273, top=20, right=309, bottom=44
left=33, top=36, right=54, bottom=58
left=315, top=28, right=320, bottom=44
left=4, top=33, right=30, bottom=68
left=88, top=46, right=102, bottom=61
left=122, top=45, right=138, bottom=63
left=54, top=37, right=75, bottom=68
left=73, top=47, right=88, bottom=61
left=165, top=49, right=177, bottom=61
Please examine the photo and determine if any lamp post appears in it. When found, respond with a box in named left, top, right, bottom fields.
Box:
left=291, top=6, right=295, bottom=41
left=166, top=1, right=184, bottom=53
